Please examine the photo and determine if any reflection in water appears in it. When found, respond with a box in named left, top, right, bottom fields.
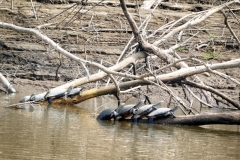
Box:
left=0, top=94, right=239, bottom=159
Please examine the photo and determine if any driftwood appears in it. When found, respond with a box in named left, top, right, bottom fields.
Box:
left=121, top=112, right=240, bottom=125
left=0, top=72, right=16, bottom=93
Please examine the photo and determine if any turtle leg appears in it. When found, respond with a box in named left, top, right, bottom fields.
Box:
left=114, top=116, right=121, bottom=121
left=170, top=111, right=176, bottom=118
left=47, top=97, right=53, bottom=104
left=132, top=117, right=138, bottom=123
left=148, top=117, right=154, bottom=124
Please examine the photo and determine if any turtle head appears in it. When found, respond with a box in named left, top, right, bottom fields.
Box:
left=172, top=106, right=179, bottom=112
left=113, top=110, right=118, bottom=117
left=44, top=91, right=50, bottom=99
left=115, top=103, right=125, bottom=111
left=133, top=101, right=143, bottom=109
left=78, top=87, right=83, bottom=96
left=152, top=101, right=164, bottom=109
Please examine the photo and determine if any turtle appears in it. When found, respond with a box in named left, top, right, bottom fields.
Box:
left=67, top=87, right=82, bottom=98
left=97, top=108, right=118, bottom=120
left=19, top=94, right=34, bottom=103
left=115, top=101, right=142, bottom=120
left=30, top=93, right=46, bottom=102
left=147, top=106, right=179, bottom=123
left=132, top=101, right=163, bottom=122
left=44, top=86, right=73, bottom=104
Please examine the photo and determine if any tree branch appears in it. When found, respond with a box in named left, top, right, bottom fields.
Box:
left=182, top=80, right=240, bottom=109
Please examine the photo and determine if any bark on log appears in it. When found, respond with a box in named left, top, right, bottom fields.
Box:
left=121, top=112, right=240, bottom=125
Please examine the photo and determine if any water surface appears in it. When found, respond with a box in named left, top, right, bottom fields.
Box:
left=0, top=93, right=239, bottom=159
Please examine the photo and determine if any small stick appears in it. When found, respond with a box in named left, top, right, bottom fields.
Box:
left=30, top=0, right=38, bottom=20
left=167, top=94, right=172, bottom=108
left=11, top=0, right=13, bottom=10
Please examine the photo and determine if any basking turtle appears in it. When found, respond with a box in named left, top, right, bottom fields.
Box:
left=115, top=101, right=142, bottom=120
left=19, top=94, right=34, bottom=103
left=147, top=106, right=178, bottom=123
left=44, top=86, right=73, bottom=104
left=67, top=87, right=82, bottom=98
left=97, top=108, right=118, bottom=120
left=132, top=101, right=163, bottom=122
left=30, top=93, right=46, bottom=102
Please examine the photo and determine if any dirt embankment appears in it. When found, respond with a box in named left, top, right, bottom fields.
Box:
left=0, top=0, right=239, bottom=99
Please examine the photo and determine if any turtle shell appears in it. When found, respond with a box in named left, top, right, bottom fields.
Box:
left=19, top=95, right=32, bottom=103
left=45, top=88, right=68, bottom=98
left=67, top=87, right=82, bottom=98
left=133, top=104, right=156, bottom=118
left=30, top=93, right=46, bottom=102
left=147, top=108, right=171, bottom=117
left=97, top=108, right=117, bottom=120
left=148, top=106, right=178, bottom=118
left=116, top=101, right=142, bottom=120
left=133, top=101, right=163, bottom=119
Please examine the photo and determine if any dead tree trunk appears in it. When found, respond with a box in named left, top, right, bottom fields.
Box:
left=121, top=112, right=240, bottom=125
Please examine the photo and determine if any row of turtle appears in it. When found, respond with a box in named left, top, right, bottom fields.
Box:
left=97, top=101, right=178, bottom=123
left=19, top=86, right=82, bottom=103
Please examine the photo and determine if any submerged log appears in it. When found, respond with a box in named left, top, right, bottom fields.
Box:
left=122, top=112, right=240, bottom=125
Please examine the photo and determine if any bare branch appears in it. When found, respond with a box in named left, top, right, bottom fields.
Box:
left=182, top=80, right=240, bottom=109
left=30, top=0, right=38, bottom=20
left=108, top=74, right=121, bottom=95
left=184, top=84, right=212, bottom=108
left=153, top=0, right=239, bottom=46
left=221, top=10, right=240, bottom=44
left=120, top=86, right=141, bottom=94
left=36, top=22, right=59, bottom=30
left=119, top=0, right=139, bottom=37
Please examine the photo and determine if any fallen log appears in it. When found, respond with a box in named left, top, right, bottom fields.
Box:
left=41, top=80, right=149, bottom=105
left=120, top=112, right=240, bottom=125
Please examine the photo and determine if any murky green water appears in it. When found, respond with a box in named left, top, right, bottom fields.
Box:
left=0, top=93, right=239, bottom=159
